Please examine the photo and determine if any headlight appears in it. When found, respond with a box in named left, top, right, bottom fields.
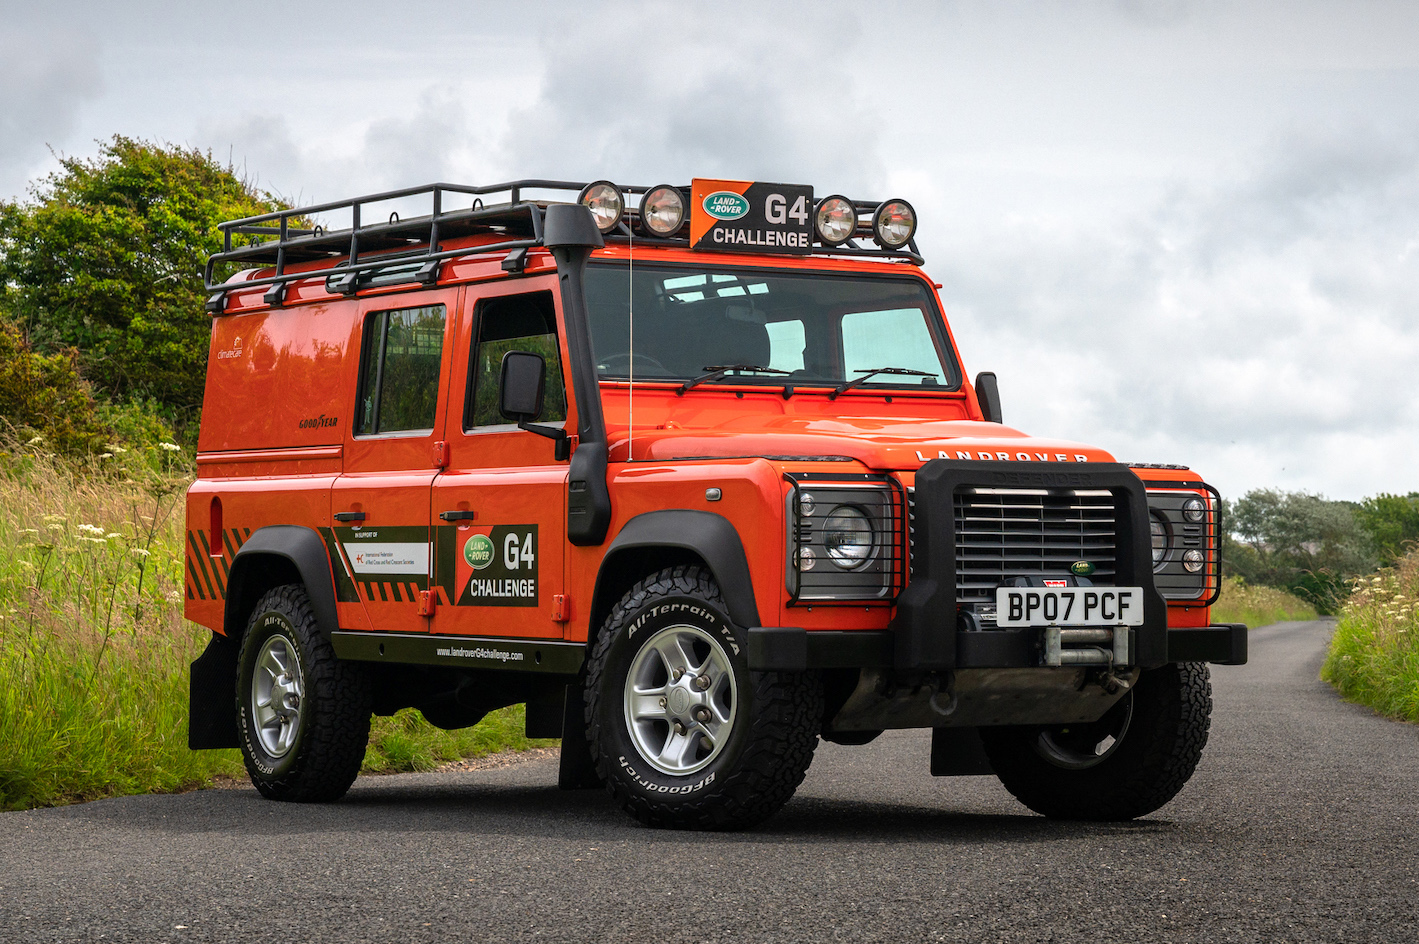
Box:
left=639, top=184, right=685, bottom=237
left=786, top=480, right=901, bottom=602
left=1182, top=549, right=1205, bottom=573
left=1182, top=497, right=1206, bottom=522
left=578, top=180, right=624, bottom=234
left=871, top=199, right=916, bottom=249
left=814, top=195, right=857, bottom=246
left=823, top=505, right=874, bottom=570
left=1150, top=515, right=1168, bottom=566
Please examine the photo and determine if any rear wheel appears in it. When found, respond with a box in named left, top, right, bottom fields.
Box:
left=980, top=662, right=1212, bottom=820
left=584, top=566, right=822, bottom=830
left=236, top=584, right=371, bottom=801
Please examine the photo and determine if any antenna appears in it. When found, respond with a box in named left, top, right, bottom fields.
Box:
left=627, top=206, right=634, bottom=463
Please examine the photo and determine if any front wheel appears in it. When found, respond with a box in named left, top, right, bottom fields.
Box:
left=235, top=584, right=372, bottom=801
left=584, top=566, right=822, bottom=830
left=980, top=661, right=1213, bottom=820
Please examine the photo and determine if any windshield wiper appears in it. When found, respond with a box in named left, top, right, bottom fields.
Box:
left=677, top=364, right=789, bottom=396
left=829, top=366, right=936, bottom=400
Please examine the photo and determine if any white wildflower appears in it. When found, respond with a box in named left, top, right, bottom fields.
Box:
left=131, top=548, right=151, bottom=558
left=98, top=453, right=114, bottom=460
left=106, top=532, right=122, bottom=540
left=159, top=442, right=182, bottom=453
left=26, top=435, right=43, bottom=446
left=78, top=524, right=106, bottom=536
left=104, top=444, right=128, bottom=455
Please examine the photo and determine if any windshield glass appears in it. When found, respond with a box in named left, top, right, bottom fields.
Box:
left=585, top=264, right=960, bottom=390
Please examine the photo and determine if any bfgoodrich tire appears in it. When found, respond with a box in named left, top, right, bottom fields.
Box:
left=584, top=565, right=822, bottom=830
left=236, top=584, right=372, bottom=802
left=979, top=661, right=1213, bottom=821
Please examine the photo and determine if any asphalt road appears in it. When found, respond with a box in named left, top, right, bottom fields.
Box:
left=2, top=619, right=1415, bottom=943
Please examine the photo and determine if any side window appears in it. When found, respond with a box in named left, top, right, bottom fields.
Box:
left=466, top=291, right=567, bottom=429
left=356, top=305, right=446, bottom=435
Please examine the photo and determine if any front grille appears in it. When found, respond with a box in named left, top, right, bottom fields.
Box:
left=952, top=488, right=1118, bottom=604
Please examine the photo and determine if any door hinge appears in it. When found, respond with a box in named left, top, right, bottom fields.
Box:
left=552, top=594, right=570, bottom=623
left=417, top=590, right=437, bottom=616
left=432, top=440, right=449, bottom=468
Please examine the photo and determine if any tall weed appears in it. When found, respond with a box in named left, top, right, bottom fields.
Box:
left=0, top=443, right=553, bottom=810
left=1322, top=550, right=1419, bottom=723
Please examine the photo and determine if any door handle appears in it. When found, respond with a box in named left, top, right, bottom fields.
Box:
left=439, top=510, right=477, bottom=522
left=334, top=511, right=366, bottom=522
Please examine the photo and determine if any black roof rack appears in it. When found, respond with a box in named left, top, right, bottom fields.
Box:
left=204, top=180, right=924, bottom=312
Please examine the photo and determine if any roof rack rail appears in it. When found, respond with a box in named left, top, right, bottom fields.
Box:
left=203, top=180, right=924, bottom=312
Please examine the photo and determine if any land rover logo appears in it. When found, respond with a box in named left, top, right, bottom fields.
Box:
left=703, top=191, right=750, bottom=220
left=463, top=534, right=495, bottom=570
left=1070, top=560, right=1095, bottom=576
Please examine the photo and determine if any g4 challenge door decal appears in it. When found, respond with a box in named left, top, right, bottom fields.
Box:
left=436, top=524, right=539, bottom=608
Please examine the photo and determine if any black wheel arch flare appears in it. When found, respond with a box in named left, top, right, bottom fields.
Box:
left=588, top=510, right=762, bottom=643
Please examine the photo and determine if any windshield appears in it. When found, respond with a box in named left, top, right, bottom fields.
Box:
left=585, top=264, right=960, bottom=391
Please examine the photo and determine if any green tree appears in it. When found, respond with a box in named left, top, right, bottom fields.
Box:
left=0, top=136, right=286, bottom=433
left=1355, top=492, right=1419, bottom=566
left=1225, top=488, right=1375, bottom=613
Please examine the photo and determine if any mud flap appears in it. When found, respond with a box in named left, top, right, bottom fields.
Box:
left=189, top=632, right=240, bottom=749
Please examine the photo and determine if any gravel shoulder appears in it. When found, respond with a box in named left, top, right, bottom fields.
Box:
left=1, top=619, right=1414, bottom=944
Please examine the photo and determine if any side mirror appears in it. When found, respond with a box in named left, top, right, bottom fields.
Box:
left=499, top=351, right=546, bottom=422
left=975, top=371, right=1003, bottom=424
left=499, top=350, right=570, bottom=461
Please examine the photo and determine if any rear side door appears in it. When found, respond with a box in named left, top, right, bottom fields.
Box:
left=430, top=279, right=569, bottom=640
left=331, top=291, right=456, bottom=634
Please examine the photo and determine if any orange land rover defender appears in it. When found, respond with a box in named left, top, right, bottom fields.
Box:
left=187, top=179, right=1246, bottom=829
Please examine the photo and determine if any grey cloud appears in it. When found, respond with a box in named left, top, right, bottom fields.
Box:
left=936, top=121, right=1419, bottom=498
left=0, top=26, right=102, bottom=198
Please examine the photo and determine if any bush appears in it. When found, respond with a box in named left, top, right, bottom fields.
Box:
left=1321, top=550, right=1419, bottom=724
left=0, top=314, right=109, bottom=459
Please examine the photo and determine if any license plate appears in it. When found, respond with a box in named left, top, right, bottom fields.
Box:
left=994, top=587, right=1145, bottom=627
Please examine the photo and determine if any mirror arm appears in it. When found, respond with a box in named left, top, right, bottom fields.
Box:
left=518, top=419, right=571, bottom=461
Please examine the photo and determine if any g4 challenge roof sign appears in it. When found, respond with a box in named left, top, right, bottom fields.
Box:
left=691, top=179, right=813, bottom=254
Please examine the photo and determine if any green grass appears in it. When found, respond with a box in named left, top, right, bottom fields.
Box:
left=1322, top=552, right=1419, bottom=724
left=1211, top=575, right=1318, bottom=627
left=0, top=445, right=554, bottom=811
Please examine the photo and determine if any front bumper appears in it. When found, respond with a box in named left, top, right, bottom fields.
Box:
left=747, top=622, right=1248, bottom=671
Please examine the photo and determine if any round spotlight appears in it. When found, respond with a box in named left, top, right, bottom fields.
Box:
left=872, top=199, right=916, bottom=249
left=1182, top=549, right=1205, bottom=573
left=1182, top=497, right=1207, bottom=522
left=578, top=181, right=624, bottom=234
left=796, top=547, right=817, bottom=571
left=798, top=493, right=817, bottom=518
left=638, top=185, right=685, bottom=237
left=814, top=195, right=857, bottom=246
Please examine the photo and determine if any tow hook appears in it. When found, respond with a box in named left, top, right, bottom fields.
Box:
left=1098, top=670, right=1132, bottom=696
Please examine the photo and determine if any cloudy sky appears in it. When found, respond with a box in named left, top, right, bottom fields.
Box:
left=3, top=0, right=1418, bottom=502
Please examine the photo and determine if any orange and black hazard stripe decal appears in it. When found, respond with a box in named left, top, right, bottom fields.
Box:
left=184, top=527, right=250, bottom=601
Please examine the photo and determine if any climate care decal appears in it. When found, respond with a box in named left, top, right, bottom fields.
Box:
left=453, top=524, right=539, bottom=607
left=690, top=178, right=814, bottom=254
